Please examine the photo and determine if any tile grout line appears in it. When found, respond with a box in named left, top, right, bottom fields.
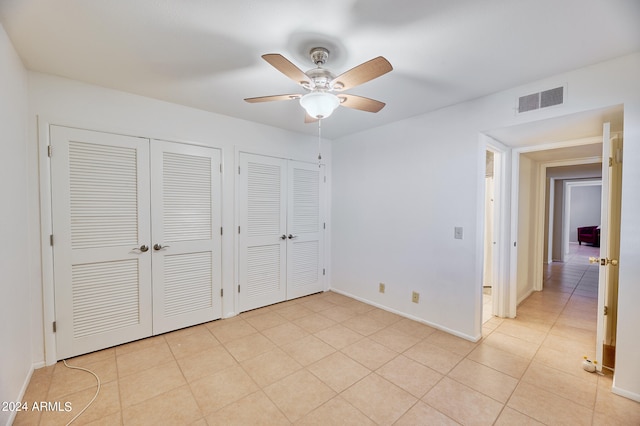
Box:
left=498, top=248, right=600, bottom=423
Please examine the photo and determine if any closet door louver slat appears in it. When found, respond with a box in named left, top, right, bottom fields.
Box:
left=163, top=152, right=212, bottom=242
left=163, top=252, right=213, bottom=317
left=72, top=260, right=140, bottom=338
left=69, top=141, right=139, bottom=249
left=291, top=167, right=320, bottom=234
left=289, top=241, right=319, bottom=290
left=247, top=162, right=282, bottom=237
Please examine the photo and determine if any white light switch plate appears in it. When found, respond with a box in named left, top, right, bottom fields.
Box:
left=454, top=227, right=463, bottom=239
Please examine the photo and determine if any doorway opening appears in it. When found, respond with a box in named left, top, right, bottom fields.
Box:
left=485, top=105, right=623, bottom=374
left=562, top=179, right=603, bottom=261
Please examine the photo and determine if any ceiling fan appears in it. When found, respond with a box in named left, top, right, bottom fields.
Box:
left=244, top=47, right=393, bottom=121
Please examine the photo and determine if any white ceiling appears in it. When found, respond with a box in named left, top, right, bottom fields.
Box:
left=1, top=0, right=639, bottom=140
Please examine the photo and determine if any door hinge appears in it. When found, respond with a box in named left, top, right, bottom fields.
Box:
left=323, top=268, right=326, bottom=276
left=220, top=288, right=224, bottom=297
left=324, top=176, right=326, bottom=183
left=604, top=306, right=608, bottom=315
left=609, top=157, right=613, bottom=167
left=238, top=166, right=241, bottom=174
left=323, top=222, right=326, bottom=230
left=50, top=234, right=54, bottom=246
left=220, top=227, right=223, bottom=236
left=238, top=284, right=240, bottom=293
left=47, top=145, right=52, bottom=157
left=238, top=226, right=241, bottom=234
left=52, top=321, right=56, bottom=333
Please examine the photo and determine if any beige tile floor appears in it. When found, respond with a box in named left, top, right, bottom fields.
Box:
left=15, top=244, right=640, bottom=425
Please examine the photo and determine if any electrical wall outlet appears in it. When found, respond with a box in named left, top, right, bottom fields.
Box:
left=412, top=291, right=420, bottom=303
left=379, top=283, right=385, bottom=293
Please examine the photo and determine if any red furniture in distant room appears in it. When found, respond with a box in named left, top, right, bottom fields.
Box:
left=578, top=226, right=600, bottom=247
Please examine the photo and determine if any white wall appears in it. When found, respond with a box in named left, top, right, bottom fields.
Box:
left=553, top=179, right=565, bottom=260
left=27, top=72, right=331, bottom=365
left=614, top=100, right=640, bottom=400
left=331, top=103, right=484, bottom=340
left=0, top=23, right=31, bottom=426
left=516, top=154, right=538, bottom=303
left=569, top=185, right=601, bottom=242
left=331, top=52, right=640, bottom=399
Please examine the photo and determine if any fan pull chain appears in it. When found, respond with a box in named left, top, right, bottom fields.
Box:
left=317, top=119, right=322, bottom=166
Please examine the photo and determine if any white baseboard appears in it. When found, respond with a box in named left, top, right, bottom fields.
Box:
left=517, top=288, right=534, bottom=306
left=329, top=287, right=481, bottom=343
left=612, top=385, right=640, bottom=403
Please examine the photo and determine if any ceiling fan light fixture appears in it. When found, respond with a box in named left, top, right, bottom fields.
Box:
left=299, top=91, right=340, bottom=119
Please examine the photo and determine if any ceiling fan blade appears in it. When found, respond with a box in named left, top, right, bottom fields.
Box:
left=331, top=56, right=392, bottom=91
left=338, top=94, right=386, bottom=113
left=262, top=54, right=311, bottom=86
left=244, top=94, right=301, bottom=103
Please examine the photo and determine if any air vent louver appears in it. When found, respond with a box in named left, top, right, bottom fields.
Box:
left=518, top=86, right=564, bottom=113
left=540, top=86, right=564, bottom=108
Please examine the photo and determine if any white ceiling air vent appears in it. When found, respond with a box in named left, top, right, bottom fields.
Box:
left=517, top=86, right=565, bottom=113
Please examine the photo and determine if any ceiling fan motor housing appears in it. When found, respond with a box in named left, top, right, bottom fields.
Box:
left=310, top=47, right=329, bottom=65
left=305, top=68, right=335, bottom=90
left=304, top=48, right=335, bottom=91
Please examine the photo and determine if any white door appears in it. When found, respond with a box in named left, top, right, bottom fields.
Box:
left=238, top=153, right=288, bottom=312
left=150, top=141, right=222, bottom=334
left=51, top=126, right=152, bottom=359
left=595, top=123, right=622, bottom=371
left=238, top=154, right=325, bottom=312
left=286, top=161, right=325, bottom=299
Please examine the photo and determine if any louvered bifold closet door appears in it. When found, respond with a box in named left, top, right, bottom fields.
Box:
left=286, top=161, right=324, bottom=299
left=238, top=153, right=287, bottom=312
left=50, top=126, right=152, bottom=359
left=150, top=141, right=222, bottom=334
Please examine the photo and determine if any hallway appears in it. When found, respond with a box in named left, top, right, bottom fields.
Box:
left=481, top=242, right=640, bottom=424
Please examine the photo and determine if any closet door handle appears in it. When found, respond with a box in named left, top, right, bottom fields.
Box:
left=288, top=234, right=298, bottom=239
left=132, top=245, right=149, bottom=253
left=280, top=234, right=287, bottom=240
left=153, top=243, right=170, bottom=251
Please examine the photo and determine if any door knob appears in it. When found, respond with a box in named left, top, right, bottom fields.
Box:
left=280, top=234, right=287, bottom=240
left=288, top=234, right=298, bottom=239
left=589, top=257, right=618, bottom=266
left=153, top=243, right=170, bottom=251
left=132, top=245, right=149, bottom=253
